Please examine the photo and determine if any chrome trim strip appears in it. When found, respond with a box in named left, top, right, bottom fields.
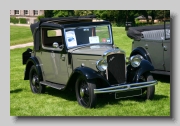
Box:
left=103, top=47, right=125, bottom=59
left=96, top=47, right=126, bottom=72
left=94, top=80, right=158, bottom=94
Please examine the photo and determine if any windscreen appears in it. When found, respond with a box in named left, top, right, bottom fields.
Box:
left=64, top=24, right=112, bottom=48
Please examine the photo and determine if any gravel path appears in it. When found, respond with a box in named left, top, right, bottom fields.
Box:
left=10, top=23, right=33, bottom=50
left=10, top=23, right=61, bottom=50
left=10, top=42, right=33, bottom=50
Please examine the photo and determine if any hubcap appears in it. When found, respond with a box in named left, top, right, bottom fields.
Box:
left=32, top=76, right=36, bottom=85
left=78, top=80, right=90, bottom=106
left=32, top=75, right=38, bottom=86
left=80, top=88, right=85, bottom=97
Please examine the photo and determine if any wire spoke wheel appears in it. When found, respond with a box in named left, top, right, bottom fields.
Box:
left=31, top=74, right=40, bottom=92
left=75, top=76, right=97, bottom=108
left=138, top=72, right=155, bottom=100
left=79, top=80, right=90, bottom=105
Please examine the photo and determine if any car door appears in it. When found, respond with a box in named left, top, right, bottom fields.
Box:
left=163, top=39, right=170, bottom=71
left=144, top=39, right=165, bottom=71
left=36, top=27, right=69, bottom=84
left=163, top=27, right=170, bottom=72
left=133, top=39, right=165, bottom=71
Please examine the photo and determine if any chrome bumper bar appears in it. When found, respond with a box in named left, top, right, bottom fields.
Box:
left=94, top=80, right=158, bottom=94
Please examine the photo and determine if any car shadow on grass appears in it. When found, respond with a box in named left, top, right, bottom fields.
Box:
left=10, top=89, right=23, bottom=93
left=96, top=94, right=122, bottom=107
left=152, top=74, right=170, bottom=83
left=43, top=86, right=168, bottom=108
left=44, top=87, right=77, bottom=101
left=96, top=93, right=168, bottom=108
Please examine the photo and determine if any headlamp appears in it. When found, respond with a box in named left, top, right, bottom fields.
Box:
left=130, top=55, right=143, bottom=68
left=96, top=59, right=107, bottom=71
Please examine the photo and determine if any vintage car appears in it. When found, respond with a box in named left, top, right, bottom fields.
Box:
left=22, top=15, right=157, bottom=108
left=127, top=20, right=171, bottom=75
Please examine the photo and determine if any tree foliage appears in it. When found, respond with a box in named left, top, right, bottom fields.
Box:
left=53, top=10, right=74, bottom=17
left=43, top=10, right=170, bottom=26
left=74, top=10, right=94, bottom=16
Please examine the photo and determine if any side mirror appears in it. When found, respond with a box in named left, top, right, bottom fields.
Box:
left=53, top=42, right=59, bottom=48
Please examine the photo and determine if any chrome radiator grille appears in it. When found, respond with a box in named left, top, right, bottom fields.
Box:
left=107, top=54, right=126, bottom=85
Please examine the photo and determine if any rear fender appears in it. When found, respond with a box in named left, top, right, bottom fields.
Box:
left=24, top=57, right=43, bottom=80
left=22, top=48, right=32, bottom=65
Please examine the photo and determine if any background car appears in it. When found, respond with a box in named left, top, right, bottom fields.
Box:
left=127, top=20, right=171, bottom=75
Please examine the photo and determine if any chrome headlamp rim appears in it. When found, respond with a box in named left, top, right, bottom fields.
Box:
left=130, top=55, right=143, bottom=68
left=96, top=59, right=107, bottom=71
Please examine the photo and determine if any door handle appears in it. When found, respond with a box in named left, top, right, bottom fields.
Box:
left=51, top=51, right=55, bottom=58
left=164, top=46, right=168, bottom=51
left=61, top=55, right=65, bottom=61
left=145, top=44, right=148, bottom=49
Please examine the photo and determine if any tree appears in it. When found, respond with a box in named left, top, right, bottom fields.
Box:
left=74, top=10, right=93, bottom=16
left=155, top=10, right=170, bottom=20
left=43, top=10, right=170, bottom=27
left=151, top=10, right=156, bottom=24
left=44, top=10, right=54, bottom=17
left=53, top=10, right=74, bottom=17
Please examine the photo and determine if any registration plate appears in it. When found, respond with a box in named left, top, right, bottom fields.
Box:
left=115, top=89, right=142, bottom=99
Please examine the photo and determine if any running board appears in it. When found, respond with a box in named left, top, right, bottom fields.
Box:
left=151, top=70, right=170, bottom=75
left=40, top=81, right=65, bottom=90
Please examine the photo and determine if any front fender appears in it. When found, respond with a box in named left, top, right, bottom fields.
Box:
left=73, top=67, right=102, bottom=79
left=24, top=57, right=42, bottom=80
left=127, top=60, right=154, bottom=83
left=66, top=66, right=110, bottom=89
left=130, top=47, right=151, bottom=63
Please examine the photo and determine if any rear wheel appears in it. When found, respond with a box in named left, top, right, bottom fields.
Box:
left=75, top=76, right=97, bottom=108
left=29, top=65, right=45, bottom=94
left=139, top=72, right=155, bottom=100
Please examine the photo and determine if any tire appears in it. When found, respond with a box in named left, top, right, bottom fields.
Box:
left=29, top=65, right=45, bottom=94
left=139, top=72, right=155, bottom=100
left=75, top=76, right=97, bottom=108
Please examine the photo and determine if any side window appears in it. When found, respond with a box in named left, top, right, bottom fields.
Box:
left=41, top=28, right=63, bottom=48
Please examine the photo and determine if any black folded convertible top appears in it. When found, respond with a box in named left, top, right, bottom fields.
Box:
left=127, top=24, right=170, bottom=41
left=29, top=15, right=98, bottom=50
left=39, top=15, right=96, bottom=24
left=30, top=15, right=97, bottom=34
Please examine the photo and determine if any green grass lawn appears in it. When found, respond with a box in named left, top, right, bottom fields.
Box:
left=112, top=27, right=132, bottom=56
left=10, top=25, right=33, bottom=46
left=10, top=26, right=170, bottom=116
left=10, top=25, right=56, bottom=46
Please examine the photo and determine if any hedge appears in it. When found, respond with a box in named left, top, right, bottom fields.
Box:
left=19, top=18, right=27, bottom=24
left=37, top=15, right=45, bottom=21
left=10, top=17, right=19, bottom=24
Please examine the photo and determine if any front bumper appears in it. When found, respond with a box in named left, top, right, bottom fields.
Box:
left=94, top=80, right=158, bottom=94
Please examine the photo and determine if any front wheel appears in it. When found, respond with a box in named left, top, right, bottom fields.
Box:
left=75, top=76, right=97, bottom=108
left=139, top=72, right=155, bottom=100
